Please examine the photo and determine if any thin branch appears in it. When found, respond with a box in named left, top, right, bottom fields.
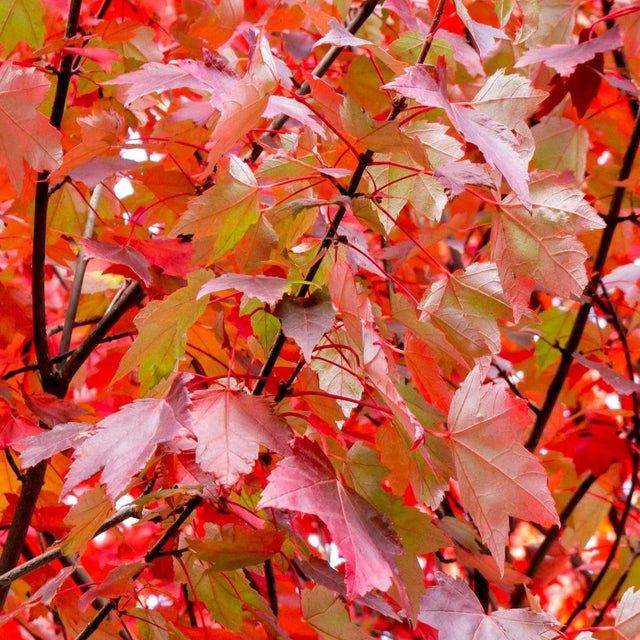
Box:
left=592, top=541, right=640, bottom=627
left=0, top=504, right=141, bottom=589
left=32, top=0, right=84, bottom=384
left=526, top=106, right=640, bottom=452
left=417, top=0, right=448, bottom=64
left=0, top=460, right=47, bottom=609
left=75, top=497, right=202, bottom=640
left=58, top=184, right=101, bottom=355
left=60, top=282, right=143, bottom=381
left=3, top=331, right=136, bottom=380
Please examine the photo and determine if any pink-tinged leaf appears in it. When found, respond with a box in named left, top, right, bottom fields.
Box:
left=0, top=64, right=62, bottom=192
left=453, top=0, right=508, bottom=56
left=62, top=375, right=192, bottom=500
left=472, top=70, right=547, bottom=129
left=492, top=175, right=604, bottom=320
left=63, top=46, right=122, bottom=71
left=23, top=392, right=86, bottom=428
left=420, top=263, right=513, bottom=360
left=206, top=36, right=278, bottom=169
left=189, top=389, right=290, bottom=488
left=105, top=59, right=237, bottom=111
left=68, top=156, right=139, bottom=188
left=602, top=263, right=640, bottom=305
left=20, top=421, right=92, bottom=468
left=615, top=587, right=640, bottom=640
left=384, top=63, right=531, bottom=208
left=81, top=238, right=152, bottom=286
left=419, top=572, right=558, bottom=639
left=276, top=291, right=336, bottom=361
left=434, top=160, right=496, bottom=196
left=448, top=367, right=559, bottom=571
left=515, top=27, right=623, bottom=76
left=264, top=95, right=325, bottom=137
left=0, top=566, right=75, bottom=624
left=313, top=18, right=372, bottom=48
left=199, top=274, right=290, bottom=306
left=573, top=353, right=640, bottom=395
left=258, top=437, right=403, bottom=597
left=78, top=562, right=145, bottom=612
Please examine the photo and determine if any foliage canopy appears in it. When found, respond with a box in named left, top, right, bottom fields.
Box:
left=1, top=0, right=640, bottom=638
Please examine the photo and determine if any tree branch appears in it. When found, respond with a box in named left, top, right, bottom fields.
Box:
left=0, top=504, right=141, bottom=588
left=60, top=282, right=143, bottom=381
left=75, top=496, right=201, bottom=640
left=58, top=184, right=101, bottom=355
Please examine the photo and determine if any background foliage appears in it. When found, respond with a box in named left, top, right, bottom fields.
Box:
left=1, top=0, right=640, bottom=638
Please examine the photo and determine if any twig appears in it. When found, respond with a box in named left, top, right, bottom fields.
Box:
left=562, top=452, right=639, bottom=629
left=417, top=0, right=448, bottom=64
left=3, top=331, right=136, bottom=380
left=0, top=504, right=141, bottom=588
left=58, top=184, right=101, bottom=355
left=75, top=497, right=201, bottom=640
left=60, top=282, right=143, bottom=381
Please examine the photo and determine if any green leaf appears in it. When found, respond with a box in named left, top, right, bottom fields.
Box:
left=170, top=155, right=260, bottom=260
left=302, top=586, right=371, bottom=640
left=0, top=0, right=44, bottom=55
left=115, top=270, right=209, bottom=391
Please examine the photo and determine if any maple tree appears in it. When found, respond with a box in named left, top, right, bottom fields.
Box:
left=1, top=0, right=640, bottom=637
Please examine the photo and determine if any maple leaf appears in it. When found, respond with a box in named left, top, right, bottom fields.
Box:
left=170, top=156, right=260, bottom=260
left=420, top=263, right=513, bottom=360
left=447, top=366, right=559, bottom=570
left=199, top=273, right=290, bottom=306
left=314, top=18, right=372, bottom=48
left=62, top=375, right=192, bottom=500
left=614, top=587, right=640, bottom=639
left=258, top=437, right=403, bottom=597
left=106, top=58, right=237, bottom=110
left=492, top=174, right=605, bottom=319
left=516, top=27, right=623, bottom=77
left=0, top=64, right=62, bottom=191
left=384, top=62, right=532, bottom=209
left=472, top=69, right=547, bottom=129
left=187, top=523, right=286, bottom=570
left=0, top=0, right=44, bottom=53
left=205, top=35, right=278, bottom=169
left=276, top=291, right=336, bottom=361
left=419, top=572, right=558, bottom=639
left=115, top=270, right=209, bottom=391
left=302, top=586, right=372, bottom=640
left=81, top=238, right=152, bottom=286
left=188, top=389, right=290, bottom=488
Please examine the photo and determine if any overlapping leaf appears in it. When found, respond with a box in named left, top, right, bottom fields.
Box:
left=419, top=572, right=558, bottom=639
left=384, top=62, right=532, bottom=208
left=420, top=263, right=513, bottom=361
left=258, top=437, right=403, bottom=597
left=62, top=375, right=192, bottom=500
left=492, top=174, right=605, bottom=319
left=189, top=389, right=290, bottom=488
left=0, top=64, right=62, bottom=191
left=447, top=366, right=559, bottom=570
